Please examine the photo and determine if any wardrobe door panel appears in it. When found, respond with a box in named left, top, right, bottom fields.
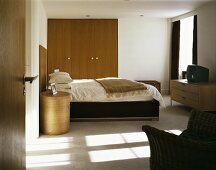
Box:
left=70, top=20, right=94, bottom=79
left=93, top=19, right=118, bottom=78
left=48, top=20, right=71, bottom=75
left=48, top=19, right=118, bottom=79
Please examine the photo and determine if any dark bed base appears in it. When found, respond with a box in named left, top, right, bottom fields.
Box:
left=70, top=100, right=159, bottom=120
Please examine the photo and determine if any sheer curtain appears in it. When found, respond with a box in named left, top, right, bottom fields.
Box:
left=179, top=16, right=194, bottom=79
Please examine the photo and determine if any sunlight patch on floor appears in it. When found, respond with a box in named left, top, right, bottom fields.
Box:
left=85, top=132, right=148, bottom=147
left=26, top=153, right=72, bottom=168
left=165, top=129, right=182, bottom=135
left=131, top=146, right=150, bottom=158
left=26, top=142, right=74, bottom=151
left=26, top=153, right=71, bottom=164
left=28, top=136, right=74, bottom=144
left=26, top=161, right=72, bottom=168
left=26, top=137, right=74, bottom=151
left=121, top=132, right=148, bottom=143
left=88, top=146, right=150, bottom=162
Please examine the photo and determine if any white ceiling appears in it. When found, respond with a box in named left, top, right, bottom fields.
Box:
left=43, top=0, right=213, bottom=19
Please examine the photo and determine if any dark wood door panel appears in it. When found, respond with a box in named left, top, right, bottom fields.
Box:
left=0, top=0, right=26, bottom=169
left=94, top=19, right=118, bottom=78
left=39, top=45, right=47, bottom=92
left=70, top=20, right=94, bottom=79
left=48, top=19, right=118, bottom=79
left=48, top=19, right=72, bottom=75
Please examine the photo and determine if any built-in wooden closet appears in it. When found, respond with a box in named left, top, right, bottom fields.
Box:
left=48, top=19, right=118, bottom=79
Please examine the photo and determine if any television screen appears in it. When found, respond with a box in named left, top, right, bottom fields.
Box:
left=186, top=65, right=209, bottom=83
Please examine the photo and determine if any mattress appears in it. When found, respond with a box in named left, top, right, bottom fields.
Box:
left=55, top=78, right=165, bottom=107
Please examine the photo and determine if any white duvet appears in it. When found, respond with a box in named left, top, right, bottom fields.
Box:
left=56, top=79, right=165, bottom=107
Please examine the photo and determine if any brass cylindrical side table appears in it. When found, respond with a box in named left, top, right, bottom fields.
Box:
left=40, top=91, right=70, bottom=135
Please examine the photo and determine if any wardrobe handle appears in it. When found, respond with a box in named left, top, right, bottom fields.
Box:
left=91, top=57, right=94, bottom=60
left=67, top=57, right=71, bottom=60
left=96, top=57, right=99, bottom=60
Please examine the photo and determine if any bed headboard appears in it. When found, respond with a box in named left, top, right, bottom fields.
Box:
left=39, top=45, right=47, bottom=92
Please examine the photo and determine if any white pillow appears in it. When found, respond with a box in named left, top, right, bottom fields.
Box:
left=49, top=72, right=73, bottom=84
left=55, top=83, right=71, bottom=89
left=49, top=72, right=69, bottom=77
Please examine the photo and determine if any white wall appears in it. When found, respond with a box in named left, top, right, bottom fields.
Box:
left=197, top=2, right=216, bottom=82
left=118, top=18, right=170, bottom=94
left=39, top=1, right=48, bottom=48
left=26, top=0, right=47, bottom=142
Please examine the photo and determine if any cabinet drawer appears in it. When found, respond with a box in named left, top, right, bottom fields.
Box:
left=171, top=93, right=199, bottom=108
left=171, top=81, right=199, bottom=94
left=171, top=89, right=198, bottom=102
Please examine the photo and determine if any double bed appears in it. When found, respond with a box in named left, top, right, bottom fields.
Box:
left=50, top=73, right=164, bottom=120
left=39, top=45, right=164, bottom=121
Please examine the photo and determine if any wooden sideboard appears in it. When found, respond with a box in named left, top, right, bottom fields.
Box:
left=170, top=79, right=216, bottom=111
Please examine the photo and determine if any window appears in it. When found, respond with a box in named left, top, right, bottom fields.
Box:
left=179, top=16, right=194, bottom=79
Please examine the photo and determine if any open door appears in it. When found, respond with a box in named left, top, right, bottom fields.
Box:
left=0, top=0, right=26, bottom=169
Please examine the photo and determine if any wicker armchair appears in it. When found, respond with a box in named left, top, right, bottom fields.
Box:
left=142, top=110, right=216, bottom=170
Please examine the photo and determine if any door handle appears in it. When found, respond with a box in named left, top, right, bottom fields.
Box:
left=23, top=75, right=38, bottom=84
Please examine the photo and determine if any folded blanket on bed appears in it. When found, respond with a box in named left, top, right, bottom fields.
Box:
left=95, top=78, right=147, bottom=94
